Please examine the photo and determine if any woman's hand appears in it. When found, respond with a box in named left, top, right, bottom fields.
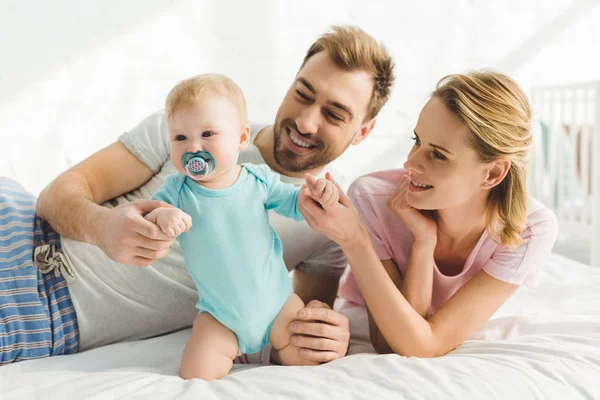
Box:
left=298, top=173, right=367, bottom=249
left=304, top=173, right=340, bottom=208
left=387, top=175, right=437, bottom=246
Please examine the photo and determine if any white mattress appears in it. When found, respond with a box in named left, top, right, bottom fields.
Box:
left=1, top=252, right=599, bottom=399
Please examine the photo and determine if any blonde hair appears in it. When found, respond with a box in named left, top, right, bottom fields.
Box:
left=300, top=25, right=394, bottom=121
left=165, top=73, right=248, bottom=124
left=432, top=71, right=532, bottom=248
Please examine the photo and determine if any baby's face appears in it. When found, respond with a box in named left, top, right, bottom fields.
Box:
left=168, top=96, right=246, bottom=182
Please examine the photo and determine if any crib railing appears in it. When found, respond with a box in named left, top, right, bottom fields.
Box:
left=530, top=82, right=600, bottom=267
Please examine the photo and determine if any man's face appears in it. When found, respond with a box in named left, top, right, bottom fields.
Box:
left=273, top=51, right=374, bottom=172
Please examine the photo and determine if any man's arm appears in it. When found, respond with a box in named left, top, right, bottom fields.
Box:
left=37, top=142, right=152, bottom=241
left=37, top=141, right=175, bottom=266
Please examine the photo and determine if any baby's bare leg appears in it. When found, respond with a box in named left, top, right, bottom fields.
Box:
left=269, top=293, right=319, bottom=366
left=180, top=312, right=239, bottom=380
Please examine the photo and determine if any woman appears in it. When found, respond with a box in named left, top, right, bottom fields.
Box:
left=299, top=71, right=559, bottom=357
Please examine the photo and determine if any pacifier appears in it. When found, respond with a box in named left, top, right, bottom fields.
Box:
left=181, top=151, right=216, bottom=177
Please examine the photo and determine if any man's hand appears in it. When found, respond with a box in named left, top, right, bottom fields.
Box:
left=287, top=300, right=350, bottom=363
left=95, top=199, right=177, bottom=267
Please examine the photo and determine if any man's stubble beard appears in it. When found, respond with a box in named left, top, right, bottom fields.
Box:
left=272, top=120, right=355, bottom=173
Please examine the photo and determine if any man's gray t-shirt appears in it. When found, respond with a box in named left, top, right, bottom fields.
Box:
left=61, top=110, right=348, bottom=351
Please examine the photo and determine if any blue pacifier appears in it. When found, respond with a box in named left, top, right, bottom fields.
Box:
left=181, top=151, right=216, bottom=177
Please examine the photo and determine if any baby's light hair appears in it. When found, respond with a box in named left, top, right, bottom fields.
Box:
left=165, top=73, right=248, bottom=125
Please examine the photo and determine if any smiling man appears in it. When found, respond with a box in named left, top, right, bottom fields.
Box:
left=1, top=25, right=394, bottom=366
left=262, top=45, right=389, bottom=177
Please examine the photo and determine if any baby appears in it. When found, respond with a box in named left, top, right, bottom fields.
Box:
left=145, top=74, right=340, bottom=380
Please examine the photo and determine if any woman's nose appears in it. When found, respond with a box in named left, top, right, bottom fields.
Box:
left=403, top=150, right=424, bottom=173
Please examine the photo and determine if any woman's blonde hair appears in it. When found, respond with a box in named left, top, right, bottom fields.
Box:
left=432, top=71, right=532, bottom=248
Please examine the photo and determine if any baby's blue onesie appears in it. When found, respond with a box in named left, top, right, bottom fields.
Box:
left=152, top=163, right=303, bottom=354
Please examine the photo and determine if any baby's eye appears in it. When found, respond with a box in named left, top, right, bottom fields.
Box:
left=175, top=135, right=186, bottom=141
left=202, top=131, right=214, bottom=138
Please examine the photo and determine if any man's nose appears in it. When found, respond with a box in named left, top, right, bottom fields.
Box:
left=295, top=105, right=320, bottom=135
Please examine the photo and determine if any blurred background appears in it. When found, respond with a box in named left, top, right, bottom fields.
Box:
left=1, top=0, right=599, bottom=264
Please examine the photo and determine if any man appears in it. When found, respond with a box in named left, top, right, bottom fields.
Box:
left=1, top=25, right=394, bottom=365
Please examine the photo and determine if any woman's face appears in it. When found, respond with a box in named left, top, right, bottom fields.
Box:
left=403, top=97, right=489, bottom=211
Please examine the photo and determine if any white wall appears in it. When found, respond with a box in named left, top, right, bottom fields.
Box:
left=1, top=0, right=599, bottom=195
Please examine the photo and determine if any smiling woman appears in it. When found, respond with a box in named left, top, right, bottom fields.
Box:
left=298, top=70, right=559, bottom=357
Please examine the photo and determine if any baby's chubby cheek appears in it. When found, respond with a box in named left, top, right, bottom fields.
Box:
left=170, top=152, right=187, bottom=175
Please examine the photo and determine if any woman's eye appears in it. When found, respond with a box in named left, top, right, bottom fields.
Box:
left=433, top=151, right=446, bottom=160
left=411, top=135, right=421, bottom=146
left=175, top=135, right=186, bottom=141
left=202, top=131, right=214, bottom=138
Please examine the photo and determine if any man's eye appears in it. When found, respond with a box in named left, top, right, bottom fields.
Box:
left=296, top=90, right=311, bottom=101
left=326, top=111, right=343, bottom=122
left=175, top=135, right=186, bottom=141
left=202, top=131, right=214, bottom=138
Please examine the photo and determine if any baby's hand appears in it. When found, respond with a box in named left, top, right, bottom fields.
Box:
left=145, top=207, right=192, bottom=238
left=304, top=173, right=340, bottom=208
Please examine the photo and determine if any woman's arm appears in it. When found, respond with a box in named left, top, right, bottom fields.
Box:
left=400, top=243, right=435, bottom=318
left=344, top=238, right=518, bottom=357
left=298, top=175, right=518, bottom=358
left=384, top=174, right=436, bottom=317
left=369, top=250, right=435, bottom=353
left=368, top=259, right=402, bottom=353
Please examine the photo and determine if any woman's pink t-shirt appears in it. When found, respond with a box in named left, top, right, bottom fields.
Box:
left=338, top=169, right=559, bottom=314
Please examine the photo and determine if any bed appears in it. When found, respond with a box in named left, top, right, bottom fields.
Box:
left=1, top=252, right=599, bottom=399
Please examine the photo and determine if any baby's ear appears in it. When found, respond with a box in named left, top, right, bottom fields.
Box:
left=238, top=125, right=251, bottom=150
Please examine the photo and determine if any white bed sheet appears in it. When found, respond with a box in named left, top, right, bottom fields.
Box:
left=1, top=252, right=600, bottom=399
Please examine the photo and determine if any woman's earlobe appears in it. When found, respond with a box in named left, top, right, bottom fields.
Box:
left=485, top=159, right=510, bottom=187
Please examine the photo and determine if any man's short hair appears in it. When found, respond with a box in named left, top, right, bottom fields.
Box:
left=300, top=25, right=395, bottom=121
